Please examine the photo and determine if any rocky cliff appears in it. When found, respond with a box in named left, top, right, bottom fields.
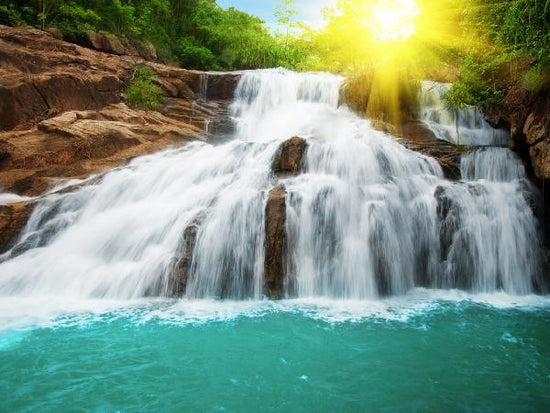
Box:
left=0, top=25, right=239, bottom=252
left=484, top=82, right=550, bottom=234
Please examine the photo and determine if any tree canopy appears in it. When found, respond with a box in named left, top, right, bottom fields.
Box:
left=0, top=0, right=548, bottom=107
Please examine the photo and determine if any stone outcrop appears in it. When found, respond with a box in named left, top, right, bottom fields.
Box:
left=484, top=83, right=550, bottom=180
left=399, top=121, right=466, bottom=180
left=484, top=82, right=550, bottom=235
left=271, top=136, right=308, bottom=177
left=0, top=25, right=242, bottom=251
left=0, top=25, right=244, bottom=196
left=0, top=201, right=33, bottom=254
left=264, top=185, right=287, bottom=299
left=369, top=119, right=465, bottom=180
left=203, top=72, right=242, bottom=101
left=0, top=103, right=205, bottom=196
left=169, top=222, right=200, bottom=297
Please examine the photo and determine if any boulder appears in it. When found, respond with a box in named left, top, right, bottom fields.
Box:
left=169, top=222, right=200, bottom=297
left=399, top=120, right=465, bottom=180
left=0, top=201, right=33, bottom=254
left=82, top=31, right=127, bottom=56
left=204, top=72, right=241, bottom=101
left=271, top=137, right=308, bottom=177
left=264, top=185, right=287, bottom=299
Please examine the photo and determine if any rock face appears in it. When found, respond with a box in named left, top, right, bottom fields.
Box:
left=0, top=202, right=33, bottom=254
left=0, top=25, right=242, bottom=252
left=369, top=119, right=465, bottom=180
left=0, top=103, right=205, bottom=196
left=484, top=83, right=550, bottom=235
left=399, top=121, right=466, bottom=180
left=485, top=83, right=550, bottom=180
left=271, top=136, right=308, bottom=177
left=264, top=185, right=287, bottom=299
left=169, top=222, right=200, bottom=297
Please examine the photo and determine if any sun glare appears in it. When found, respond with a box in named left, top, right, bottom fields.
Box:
left=370, top=0, right=420, bottom=42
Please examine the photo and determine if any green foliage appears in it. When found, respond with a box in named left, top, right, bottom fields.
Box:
left=498, top=0, right=550, bottom=67
left=445, top=0, right=550, bottom=108
left=125, top=66, right=163, bottom=110
left=444, top=57, right=504, bottom=109
left=0, top=5, right=21, bottom=26
left=0, top=0, right=312, bottom=71
left=55, top=2, right=100, bottom=35
left=174, top=36, right=217, bottom=69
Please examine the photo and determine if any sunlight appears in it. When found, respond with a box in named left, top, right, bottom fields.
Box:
left=370, top=0, right=420, bottom=42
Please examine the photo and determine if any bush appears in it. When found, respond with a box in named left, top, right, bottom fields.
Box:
left=173, top=37, right=217, bottom=69
left=443, top=56, right=504, bottom=109
left=0, top=5, right=22, bottom=26
left=124, top=66, right=163, bottom=110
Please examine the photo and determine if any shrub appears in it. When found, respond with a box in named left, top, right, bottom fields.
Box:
left=173, top=37, right=217, bottom=70
left=124, top=66, right=163, bottom=110
left=0, top=5, right=22, bottom=26
left=443, top=56, right=504, bottom=110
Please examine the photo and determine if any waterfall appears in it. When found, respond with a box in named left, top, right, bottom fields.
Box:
left=419, top=81, right=510, bottom=146
left=0, top=69, right=544, bottom=301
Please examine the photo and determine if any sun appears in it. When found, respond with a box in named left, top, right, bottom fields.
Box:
left=370, top=0, right=420, bottom=42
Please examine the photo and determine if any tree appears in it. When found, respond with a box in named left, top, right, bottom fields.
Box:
left=37, top=0, right=59, bottom=30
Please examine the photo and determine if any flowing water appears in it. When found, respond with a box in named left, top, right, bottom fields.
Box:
left=0, top=69, right=548, bottom=412
left=419, top=81, right=510, bottom=146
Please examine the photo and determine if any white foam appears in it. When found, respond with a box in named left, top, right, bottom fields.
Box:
left=1, top=290, right=548, bottom=333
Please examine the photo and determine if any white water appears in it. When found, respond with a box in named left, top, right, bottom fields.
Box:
left=419, top=81, right=509, bottom=146
left=0, top=69, right=544, bottom=308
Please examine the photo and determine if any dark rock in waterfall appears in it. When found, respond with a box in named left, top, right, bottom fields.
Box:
left=435, top=186, right=459, bottom=260
left=264, top=185, right=287, bottom=299
left=204, top=72, right=242, bottom=101
left=271, top=137, right=308, bottom=177
left=399, top=121, right=466, bottom=180
left=169, top=222, right=200, bottom=297
left=434, top=185, right=474, bottom=290
left=0, top=202, right=33, bottom=255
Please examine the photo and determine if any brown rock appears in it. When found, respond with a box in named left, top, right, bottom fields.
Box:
left=0, top=103, right=205, bottom=196
left=524, top=112, right=547, bottom=145
left=169, top=222, right=200, bottom=297
left=399, top=120, right=466, bottom=180
left=264, top=185, right=287, bottom=299
left=138, top=41, right=158, bottom=61
left=530, top=140, right=550, bottom=179
left=202, top=72, right=241, bottom=100
left=271, top=137, right=308, bottom=177
left=0, top=25, right=236, bottom=132
left=83, top=31, right=126, bottom=56
left=0, top=25, right=240, bottom=199
left=0, top=201, right=33, bottom=254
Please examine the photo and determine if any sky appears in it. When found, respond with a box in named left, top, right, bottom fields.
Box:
left=217, top=0, right=336, bottom=29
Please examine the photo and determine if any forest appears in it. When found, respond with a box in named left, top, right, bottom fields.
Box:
left=1, top=0, right=549, bottom=108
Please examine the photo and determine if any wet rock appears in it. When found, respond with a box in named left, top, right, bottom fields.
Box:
left=264, top=185, right=287, bottom=299
left=399, top=121, right=465, bottom=180
left=169, top=222, right=200, bottom=297
left=435, top=185, right=460, bottom=260
left=434, top=185, right=474, bottom=290
left=271, top=137, right=308, bottom=177
left=204, top=72, right=241, bottom=101
left=0, top=201, right=33, bottom=254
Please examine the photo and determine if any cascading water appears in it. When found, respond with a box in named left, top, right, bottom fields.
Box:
left=0, top=69, right=545, bottom=303
left=419, top=81, right=509, bottom=146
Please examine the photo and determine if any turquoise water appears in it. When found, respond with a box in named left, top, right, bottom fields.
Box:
left=1, top=295, right=550, bottom=413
